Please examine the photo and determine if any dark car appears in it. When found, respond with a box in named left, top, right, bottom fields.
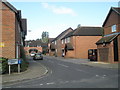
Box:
left=33, top=53, right=43, bottom=60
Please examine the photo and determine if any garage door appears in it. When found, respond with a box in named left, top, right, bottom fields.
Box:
left=99, top=48, right=109, bottom=62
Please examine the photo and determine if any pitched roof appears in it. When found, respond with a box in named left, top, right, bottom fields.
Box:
left=96, top=34, right=119, bottom=45
left=3, top=1, right=17, bottom=13
left=62, top=27, right=103, bottom=39
left=48, top=38, right=55, bottom=43
left=52, top=27, right=73, bottom=42
left=61, top=30, right=75, bottom=40
left=103, top=7, right=120, bottom=27
left=25, top=40, right=42, bottom=47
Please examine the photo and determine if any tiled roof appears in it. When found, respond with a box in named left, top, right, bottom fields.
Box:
left=25, top=40, right=42, bottom=47
left=3, top=2, right=17, bottom=13
left=112, top=7, right=120, bottom=15
left=73, top=27, right=103, bottom=36
left=52, top=27, right=73, bottom=42
left=61, top=30, right=75, bottom=39
left=62, top=27, right=103, bottom=39
left=96, top=34, right=118, bottom=45
left=48, top=38, right=55, bottom=43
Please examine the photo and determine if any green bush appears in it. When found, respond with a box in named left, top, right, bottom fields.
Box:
left=20, top=46, right=29, bottom=72
left=0, top=46, right=29, bottom=74
left=0, top=57, right=9, bottom=74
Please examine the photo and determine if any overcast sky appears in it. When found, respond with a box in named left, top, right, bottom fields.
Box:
left=10, top=1, right=119, bottom=40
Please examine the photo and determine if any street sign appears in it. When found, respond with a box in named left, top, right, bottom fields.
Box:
left=18, top=59, right=22, bottom=64
left=8, top=59, right=22, bottom=75
left=8, top=59, right=18, bottom=65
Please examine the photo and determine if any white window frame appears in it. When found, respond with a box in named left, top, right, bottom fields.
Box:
left=54, top=41, right=56, bottom=45
left=112, top=25, right=116, bottom=32
left=65, top=38, right=67, bottom=43
left=67, top=37, right=70, bottom=43
left=62, top=40, right=64, bottom=44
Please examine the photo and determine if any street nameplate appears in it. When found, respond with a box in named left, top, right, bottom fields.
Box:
left=8, top=59, right=18, bottom=65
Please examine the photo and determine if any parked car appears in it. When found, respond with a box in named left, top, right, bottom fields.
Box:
left=33, top=53, right=43, bottom=60
left=30, top=53, right=36, bottom=57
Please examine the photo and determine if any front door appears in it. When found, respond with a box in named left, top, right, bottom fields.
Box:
left=113, top=37, right=119, bottom=61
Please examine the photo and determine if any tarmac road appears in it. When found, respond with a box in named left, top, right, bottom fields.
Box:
left=3, top=56, right=118, bottom=88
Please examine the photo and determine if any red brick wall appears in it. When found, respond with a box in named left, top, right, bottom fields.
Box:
left=24, top=47, right=42, bottom=55
left=99, top=9, right=120, bottom=63
left=53, top=29, right=73, bottom=57
left=75, top=36, right=102, bottom=59
left=104, top=11, right=120, bottom=35
left=65, top=50, right=75, bottom=58
left=2, top=3, right=16, bottom=59
left=56, top=40, right=62, bottom=56
left=65, top=36, right=102, bottom=59
left=97, top=42, right=114, bottom=63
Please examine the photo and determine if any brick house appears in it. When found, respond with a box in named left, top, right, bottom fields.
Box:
left=61, top=26, right=103, bottom=59
left=1, top=2, right=27, bottom=59
left=24, top=40, right=43, bottom=55
left=49, top=27, right=73, bottom=56
left=96, top=7, right=120, bottom=63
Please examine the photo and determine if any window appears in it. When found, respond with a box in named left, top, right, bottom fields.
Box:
left=65, top=38, right=67, bottom=43
left=54, top=41, right=56, bottom=45
left=62, top=40, right=64, bottom=44
left=112, top=25, right=116, bottom=32
left=67, top=37, right=70, bottom=43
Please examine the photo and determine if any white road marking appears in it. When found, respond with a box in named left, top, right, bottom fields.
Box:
left=76, top=69, right=89, bottom=74
left=103, top=75, right=106, bottom=77
left=58, top=63, right=69, bottom=68
left=96, top=75, right=99, bottom=77
left=40, top=84, right=43, bottom=85
left=46, top=82, right=55, bottom=85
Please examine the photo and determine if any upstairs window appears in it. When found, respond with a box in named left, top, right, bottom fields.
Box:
left=62, top=40, right=64, bottom=44
left=65, top=38, right=67, bottom=43
left=67, top=37, right=70, bottom=43
left=112, top=25, right=116, bottom=32
left=54, top=41, right=56, bottom=45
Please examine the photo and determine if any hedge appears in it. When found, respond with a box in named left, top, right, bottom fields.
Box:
left=0, top=46, right=29, bottom=74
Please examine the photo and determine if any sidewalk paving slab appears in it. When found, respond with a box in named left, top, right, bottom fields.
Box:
left=2, top=59, right=48, bottom=84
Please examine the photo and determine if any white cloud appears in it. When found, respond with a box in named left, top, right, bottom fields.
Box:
left=41, top=3, right=77, bottom=16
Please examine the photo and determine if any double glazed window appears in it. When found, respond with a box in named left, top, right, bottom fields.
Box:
left=112, top=25, right=116, bottom=32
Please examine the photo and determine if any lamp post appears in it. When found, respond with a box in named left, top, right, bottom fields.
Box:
left=16, top=41, right=22, bottom=73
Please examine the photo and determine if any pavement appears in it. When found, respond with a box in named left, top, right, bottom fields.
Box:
left=44, top=55, right=119, bottom=69
left=2, top=57, right=48, bottom=84
left=1, top=55, right=119, bottom=85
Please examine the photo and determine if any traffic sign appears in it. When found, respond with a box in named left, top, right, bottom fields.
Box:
left=8, top=59, right=18, bottom=65
left=18, top=59, right=22, bottom=64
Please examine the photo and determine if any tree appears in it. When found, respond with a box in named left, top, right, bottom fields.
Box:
left=41, top=31, right=49, bottom=43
